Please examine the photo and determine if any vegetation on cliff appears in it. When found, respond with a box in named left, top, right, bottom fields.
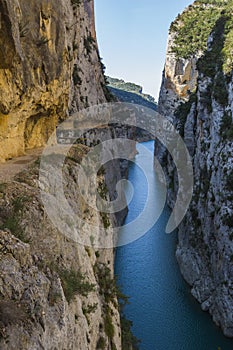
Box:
left=170, top=0, right=233, bottom=75
left=171, top=0, right=233, bottom=138
left=107, top=77, right=157, bottom=103
left=170, top=1, right=222, bottom=58
left=107, top=77, right=143, bottom=95
left=106, top=77, right=157, bottom=111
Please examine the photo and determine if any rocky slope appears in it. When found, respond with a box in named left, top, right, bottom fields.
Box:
left=0, top=1, right=136, bottom=349
left=0, top=146, right=124, bottom=349
left=155, top=0, right=233, bottom=337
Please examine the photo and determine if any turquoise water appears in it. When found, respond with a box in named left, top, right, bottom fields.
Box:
left=115, top=141, right=233, bottom=350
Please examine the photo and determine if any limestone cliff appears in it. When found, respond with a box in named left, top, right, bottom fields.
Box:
left=0, top=1, right=136, bottom=349
left=155, top=0, right=233, bottom=337
left=0, top=0, right=106, bottom=162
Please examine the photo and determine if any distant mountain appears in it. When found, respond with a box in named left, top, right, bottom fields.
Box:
left=106, top=76, right=157, bottom=111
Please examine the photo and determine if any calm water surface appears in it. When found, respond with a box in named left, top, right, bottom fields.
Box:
left=115, top=141, right=233, bottom=350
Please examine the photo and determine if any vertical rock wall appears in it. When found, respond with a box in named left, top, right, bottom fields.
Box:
left=155, top=2, right=233, bottom=337
left=0, top=0, right=106, bottom=161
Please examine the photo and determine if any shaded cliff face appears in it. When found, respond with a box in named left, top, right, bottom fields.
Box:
left=0, top=0, right=106, bottom=161
left=156, top=0, right=233, bottom=337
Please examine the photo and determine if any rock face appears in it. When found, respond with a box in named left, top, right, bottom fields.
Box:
left=0, top=0, right=106, bottom=162
left=0, top=146, right=124, bottom=349
left=156, top=1, right=233, bottom=337
left=0, top=1, right=135, bottom=349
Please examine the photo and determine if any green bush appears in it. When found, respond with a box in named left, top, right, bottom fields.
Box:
left=104, top=306, right=115, bottom=339
left=222, top=0, right=233, bottom=73
left=60, top=269, right=95, bottom=303
left=121, top=314, right=140, bottom=350
left=94, top=262, right=139, bottom=347
left=196, top=15, right=231, bottom=110
left=170, top=1, right=222, bottom=59
left=94, top=263, right=128, bottom=307
left=100, top=212, right=111, bottom=229
left=84, top=35, right=95, bottom=55
left=171, top=0, right=233, bottom=78
left=0, top=195, right=30, bottom=243
left=82, top=303, right=98, bottom=316
left=197, top=15, right=227, bottom=78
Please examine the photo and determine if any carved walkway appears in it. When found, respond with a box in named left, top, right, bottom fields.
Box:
left=0, top=148, right=43, bottom=183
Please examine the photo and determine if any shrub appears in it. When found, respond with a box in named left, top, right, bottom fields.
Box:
left=100, top=212, right=111, bottom=229
left=197, top=15, right=227, bottom=79
left=94, top=263, right=128, bottom=306
left=60, top=269, right=95, bottom=303
left=84, top=35, right=95, bottom=55
left=170, top=2, right=222, bottom=59
left=121, top=314, right=140, bottom=350
left=97, top=181, right=108, bottom=200
left=82, top=303, right=98, bottom=316
left=0, top=195, right=30, bottom=243
left=171, top=0, right=233, bottom=78
left=104, top=306, right=115, bottom=339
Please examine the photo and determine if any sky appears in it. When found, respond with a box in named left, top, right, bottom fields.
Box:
left=94, top=0, right=193, bottom=100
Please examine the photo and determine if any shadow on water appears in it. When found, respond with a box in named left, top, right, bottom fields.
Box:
left=115, top=141, right=233, bottom=350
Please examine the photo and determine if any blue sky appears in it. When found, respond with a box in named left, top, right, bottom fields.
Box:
left=95, top=0, right=193, bottom=100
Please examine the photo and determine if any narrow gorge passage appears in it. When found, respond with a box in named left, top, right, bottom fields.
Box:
left=115, top=141, right=233, bottom=350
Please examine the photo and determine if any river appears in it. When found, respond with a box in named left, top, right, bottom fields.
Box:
left=115, top=141, right=233, bottom=350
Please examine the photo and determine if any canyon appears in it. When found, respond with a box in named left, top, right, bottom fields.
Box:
left=0, top=0, right=232, bottom=348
